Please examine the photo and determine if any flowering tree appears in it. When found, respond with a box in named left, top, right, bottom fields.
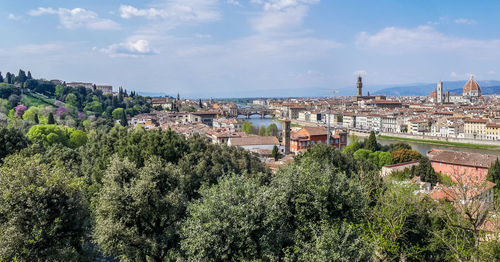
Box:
left=14, top=105, right=27, bottom=118
left=56, top=106, right=68, bottom=117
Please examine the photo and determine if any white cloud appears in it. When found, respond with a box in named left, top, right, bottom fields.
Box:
left=454, top=18, right=477, bottom=25
left=488, top=70, right=496, bottom=75
left=356, top=25, right=500, bottom=57
left=28, top=7, right=119, bottom=30
left=119, top=0, right=220, bottom=23
left=226, top=0, right=241, bottom=6
left=100, top=39, right=157, bottom=58
left=7, top=14, right=21, bottom=21
left=251, top=0, right=319, bottom=32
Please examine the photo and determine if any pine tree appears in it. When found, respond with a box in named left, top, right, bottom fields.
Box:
left=364, top=131, right=379, bottom=151
left=487, top=158, right=500, bottom=190
left=272, top=145, right=280, bottom=161
left=34, top=114, right=39, bottom=124
left=120, top=110, right=128, bottom=127
left=48, top=113, right=55, bottom=124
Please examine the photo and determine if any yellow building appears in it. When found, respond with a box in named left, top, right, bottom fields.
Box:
left=486, top=123, right=500, bottom=141
left=464, top=118, right=488, bottom=139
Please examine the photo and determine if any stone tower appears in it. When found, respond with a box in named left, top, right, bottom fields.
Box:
left=436, top=81, right=443, bottom=104
left=445, top=91, right=450, bottom=103
left=356, top=76, right=363, bottom=97
left=282, top=120, right=291, bottom=155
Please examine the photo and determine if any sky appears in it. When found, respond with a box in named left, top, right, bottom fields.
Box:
left=1, top=0, right=500, bottom=98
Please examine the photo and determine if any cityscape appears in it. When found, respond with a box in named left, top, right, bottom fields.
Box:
left=1, top=0, right=500, bottom=261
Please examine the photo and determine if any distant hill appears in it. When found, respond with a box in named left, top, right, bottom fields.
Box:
left=372, top=80, right=500, bottom=96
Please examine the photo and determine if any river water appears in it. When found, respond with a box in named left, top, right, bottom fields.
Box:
left=236, top=116, right=500, bottom=157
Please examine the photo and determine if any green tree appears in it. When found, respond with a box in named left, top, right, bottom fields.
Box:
left=181, top=175, right=265, bottom=261
left=120, top=110, right=128, bottom=127
left=48, top=112, right=55, bottom=124
left=487, top=158, right=500, bottom=190
left=353, top=148, right=372, bottom=161
left=364, top=131, right=379, bottom=151
left=0, top=127, right=29, bottom=161
left=111, top=108, right=124, bottom=120
left=343, top=134, right=362, bottom=155
left=55, top=85, right=64, bottom=99
left=266, top=123, right=279, bottom=136
left=16, top=69, right=27, bottom=84
left=0, top=154, right=90, bottom=261
left=242, top=121, right=253, bottom=134
left=415, top=156, right=438, bottom=185
left=95, top=156, right=186, bottom=262
left=65, top=93, right=79, bottom=108
left=68, top=129, right=88, bottom=148
left=272, top=144, right=280, bottom=160
left=258, top=125, right=266, bottom=136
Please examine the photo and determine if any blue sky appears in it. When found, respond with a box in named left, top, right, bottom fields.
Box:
left=1, top=0, right=500, bottom=98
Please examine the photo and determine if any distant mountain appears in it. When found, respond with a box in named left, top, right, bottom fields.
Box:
left=372, top=80, right=500, bottom=96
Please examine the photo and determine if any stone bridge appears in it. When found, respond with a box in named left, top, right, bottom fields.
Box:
left=237, top=109, right=275, bottom=119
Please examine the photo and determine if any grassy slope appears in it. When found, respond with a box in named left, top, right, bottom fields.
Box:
left=378, top=135, right=500, bottom=149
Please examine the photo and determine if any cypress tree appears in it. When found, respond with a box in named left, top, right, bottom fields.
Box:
left=27, top=71, right=32, bottom=79
left=48, top=113, right=55, bottom=124
left=416, top=156, right=438, bottom=185
left=0, top=72, right=3, bottom=83
left=34, top=114, right=39, bottom=124
left=364, top=131, right=379, bottom=151
left=120, top=111, right=128, bottom=127
left=272, top=145, right=280, bottom=161
left=487, top=158, right=500, bottom=190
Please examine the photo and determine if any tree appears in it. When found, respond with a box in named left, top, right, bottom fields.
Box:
left=353, top=148, right=372, bottom=161
left=111, top=108, right=124, bottom=120
left=65, top=93, right=79, bottom=108
left=487, top=158, right=500, bottom=190
left=17, top=69, right=27, bottom=84
left=0, top=72, right=3, bottom=83
left=48, top=112, right=55, bottom=124
left=0, top=127, right=29, bottom=161
left=392, top=148, right=421, bottom=163
left=181, top=175, right=265, bottom=261
left=266, top=123, right=279, bottom=137
left=34, top=113, right=39, bottom=124
left=415, top=156, right=438, bottom=185
left=272, top=144, right=280, bottom=160
left=120, top=110, right=128, bottom=127
left=199, top=98, right=203, bottom=108
left=27, top=71, right=32, bottom=79
left=95, top=156, right=187, bottom=262
left=258, top=125, right=266, bottom=136
left=343, top=134, right=362, bottom=155
left=68, top=130, right=88, bottom=148
left=242, top=121, right=253, bottom=134
left=364, top=131, right=379, bottom=151
left=7, top=94, right=20, bottom=108
left=0, top=154, right=90, bottom=261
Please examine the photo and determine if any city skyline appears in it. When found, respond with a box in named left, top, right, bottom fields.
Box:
left=2, top=0, right=500, bottom=97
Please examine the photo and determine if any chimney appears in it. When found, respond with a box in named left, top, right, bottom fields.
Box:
left=282, top=119, right=291, bottom=155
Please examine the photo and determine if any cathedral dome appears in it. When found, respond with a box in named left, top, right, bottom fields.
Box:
left=463, top=75, right=481, bottom=94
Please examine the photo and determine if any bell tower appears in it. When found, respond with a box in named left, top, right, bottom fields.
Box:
left=356, top=76, right=363, bottom=97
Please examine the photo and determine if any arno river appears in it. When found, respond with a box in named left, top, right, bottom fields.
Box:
left=239, top=116, right=500, bottom=157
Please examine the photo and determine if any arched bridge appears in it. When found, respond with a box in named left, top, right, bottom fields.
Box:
left=237, top=109, right=275, bottom=119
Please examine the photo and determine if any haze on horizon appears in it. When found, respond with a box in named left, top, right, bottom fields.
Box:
left=1, top=0, right=500, bottom=98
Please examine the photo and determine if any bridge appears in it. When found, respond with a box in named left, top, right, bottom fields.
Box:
left=237, top=109, right=275, bottom=119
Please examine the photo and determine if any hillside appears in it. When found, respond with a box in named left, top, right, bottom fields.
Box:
left=372, top=80, right=500, bottom=96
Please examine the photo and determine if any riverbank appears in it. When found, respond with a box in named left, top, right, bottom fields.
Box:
left=378, top=135, right=500, bottom=150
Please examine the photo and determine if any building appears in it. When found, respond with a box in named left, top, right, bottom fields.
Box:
left=463, top=75, right=481, bottom=99
left=436, top=81, right=443, bottom=104
left=464, top=118, right=488, bottom=139
left=290, top=127, right=347, bottom=153
left=95, top=85, right=113, bottom=94
left=380, top=161, right=419, bottom=177
left=486, top=123, right=500, bottom=140
left=188, top=112, right=218, bottom=126
left=427, top=149, right=498, bottom=184
left=66, top=82, right=93, bottom=89
left=228, top=136, right=280, bottom=152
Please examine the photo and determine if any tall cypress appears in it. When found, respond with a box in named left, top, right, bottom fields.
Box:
left=48, top=113, right=55, bottom=124
left=120, top=111, right=128, bottom=127
left=364, top=131, right=379, bottom=151
left=0, top=72, right=3, bottom=83
left=34, top=114, right=39, bottom=124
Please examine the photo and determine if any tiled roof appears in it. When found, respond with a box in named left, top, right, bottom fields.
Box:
left=229, top=136, right=279, bottom=146
left=427, top=149, right=498, bottom=168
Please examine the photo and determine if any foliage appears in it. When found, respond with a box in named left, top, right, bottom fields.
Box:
left=241, top=121, right=253, bottom=134
left=364, top=131, right=379, bottom=151
left=26, top=124, right=87, bottom=149
left=111, top=108, right=124, bottom=119
left=258, top=125, right=266, bottom=136
left=0, top=83, right=20, bottom=99
left=343, top=134, right=363, bottom=154
left=48, top=112, right=55, bottom=124
left=272, top=144, right=280, bottom=160
left=266, top=123, right=279, bottom=136
left=0, top=154, right=90, bottom=261
left=487, top=158, right=500, bottom=190
left=14, top=104, right=27, bottom=118
left=0, top=127, right=30, bottom=161
left=415, top=156, right=438, bottom=185
left=391, top=148, right=421, bottom=164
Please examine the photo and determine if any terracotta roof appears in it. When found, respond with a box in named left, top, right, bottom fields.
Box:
left=463, top=76, right=481, bottom=93
left=427, top=149, right=498, bottom=168
left=300, top=127, right=328, bottom=136
left=229, top=136, right=279, bottom=146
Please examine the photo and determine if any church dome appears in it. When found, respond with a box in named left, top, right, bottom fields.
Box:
left=463, top=75, right=481, bottom=94
left=429, top=91, right=436, bottom=98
